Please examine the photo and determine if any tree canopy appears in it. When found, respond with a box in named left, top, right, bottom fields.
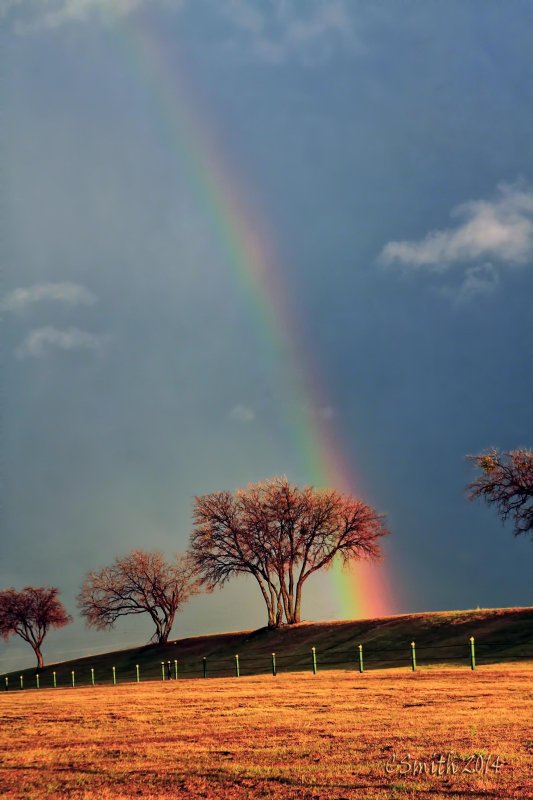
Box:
left=77, top=550, right=202, bottom=644
left=0, top=586, right=72, bottom=669
left=190, top=476, right=389, bottom=627
left=467, top=448, right=533, bottom=539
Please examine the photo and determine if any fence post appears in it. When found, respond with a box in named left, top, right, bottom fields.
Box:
left=358, top=644, right=364, bottom=673
left=174, top=660, right=178, bottom=680
left=36, top=674, right=40, bottom=690
left=20, top=675, right=23, bottom=690
left=112, top=666, right=116, bottom=686
left=71, top=670, right=75, bottom=688
left=271, top=652, right=277, bottom=677
left=136, top=664, right=140, bottom=683
left=53, top=671, right=57, bottom=688
left=311, top=646, right=317, bottom=675
left=410, top=641, right=417, bottom=672
left=203, top=657, right=207, bottom=678
left=469, top=636, right=476, bottom=670
left=161, top=662, right=165, bottom=681
left=90, top=668, right=94, bottom=687
left=235, top=654, right=240, bottom=678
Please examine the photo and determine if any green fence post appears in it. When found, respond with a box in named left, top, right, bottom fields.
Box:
left=358, top=644, right=364, bottom=673
left=174, top=660, right=178, bottom=680
left=53, top=671, right=57, bottom=688
left=311, top=646, right=317, bottom=675
left=90, top=668, right=94, bottom=687
left=161, top=662, right=165, bottom=681
left=271, top=652, right=277, bottom=677
left=235, top=654, right=240, bottom=678
left=112, top=666, right=116, bottom=686
left=136, top=664, right=140, bottom=683
left=410, top=641, right=417, bottom=672
left=36, top=674, right=40, bottom=690
left=71, top=670, right=75, bottom=688
left=469, top=636, right=476, bottom=671
left=202, top=657, right=207, bottom=678
left=20, top=675, right=23, bottom=690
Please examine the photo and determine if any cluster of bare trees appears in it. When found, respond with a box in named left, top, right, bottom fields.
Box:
left=2, top=453, right=531, bottom=668
left=0, top=552, right=201, bottom=670
left=2, top=476, right=387, bottom=667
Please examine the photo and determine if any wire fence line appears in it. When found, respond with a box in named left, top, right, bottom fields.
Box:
left=2, top=636, right=532, bottom=692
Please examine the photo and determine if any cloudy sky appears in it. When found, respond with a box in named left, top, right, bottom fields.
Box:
left=1, top=0, right=531, bottom=669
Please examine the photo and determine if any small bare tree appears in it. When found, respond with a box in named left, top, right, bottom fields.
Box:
left=78, top=550, right=201, bottom=644
left=0, top=586, right=72, bottom=669
left=191, top=476, right=389, bottom=627
left=467, top=448, right=533, bottom=539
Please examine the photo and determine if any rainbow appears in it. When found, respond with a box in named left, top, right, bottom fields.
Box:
left=113, top=12, right=396, bottom=619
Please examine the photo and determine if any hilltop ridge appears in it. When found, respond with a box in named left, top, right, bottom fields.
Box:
left=3, top=606, right=532, bottom=687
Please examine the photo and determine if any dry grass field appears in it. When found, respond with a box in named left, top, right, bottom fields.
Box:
left=0, top=663, right=531, bottom=800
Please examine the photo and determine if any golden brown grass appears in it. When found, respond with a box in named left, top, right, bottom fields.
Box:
left=0, top=664, right=531, bottom=799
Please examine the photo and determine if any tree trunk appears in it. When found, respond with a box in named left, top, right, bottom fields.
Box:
left=32, top=644, right=44, bottom=670
left=275, top=591, right=283, bottom=626
left=254, top=574, right=276, bottom=627
left=290, top=583, right=303, bottom=624
left=279, top=579, right=291, bottom=624
left=287, top=563, right=294, bottom=624
left=160, top=613, right=175, bottom=644
left=292, top=601, right=301, bottom=624
left=152, top=616, right=167, bottom=645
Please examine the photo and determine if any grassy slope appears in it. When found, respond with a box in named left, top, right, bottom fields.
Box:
left=4, top=607, right=533, bottom=688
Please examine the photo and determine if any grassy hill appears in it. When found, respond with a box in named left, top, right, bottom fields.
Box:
left=3, top=607, right=533, bottom=690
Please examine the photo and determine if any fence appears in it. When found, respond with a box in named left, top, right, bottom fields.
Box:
left=3, top=636, right=532, bottom=692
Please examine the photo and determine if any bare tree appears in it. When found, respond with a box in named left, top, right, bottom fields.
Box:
left=0, top=586, right=72, bottom=669
left=467, top=448, right=533, bottom=539
left=78, top=550, right=201, bottom=644
left=191, top=476, right=389, bottom=627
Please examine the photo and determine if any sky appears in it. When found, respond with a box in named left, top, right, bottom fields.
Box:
left=0, top=0, right=531, bottom=670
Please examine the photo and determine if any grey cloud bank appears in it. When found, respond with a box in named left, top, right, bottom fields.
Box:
left=1, top=0, right=531, bottom=667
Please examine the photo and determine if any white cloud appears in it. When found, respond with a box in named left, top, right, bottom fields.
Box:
left=1, top=282, right=96, bottom=313
left=0, top=0, right=23, bottom=21
left=2, top=0, right=180, bottom=34
left=229, top=404, right=255, bottom=422
left=454, top=263, right=500, bottom=306
left=222, top=0, right=264, bottom=35
left=220, top=0, right=358, bottom=65
left=282, top=1, right=351, bottom=46
left=380, top=184, right=533, bottom=271
left=15, top=326, right=107, bottom=358
left=437, top=263, right=500, bottom=307
left=17, top=0, right=141, bottom=33
left=3, top=0, right=355, bottom=59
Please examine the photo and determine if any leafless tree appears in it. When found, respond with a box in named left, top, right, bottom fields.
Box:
left=77, top=550, right=202, bottom=644
left=467, top=448, right=533, bottom=539
left=0, top=586, right=72, bottom=669
left=191, top=476, right=389, bottom=627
